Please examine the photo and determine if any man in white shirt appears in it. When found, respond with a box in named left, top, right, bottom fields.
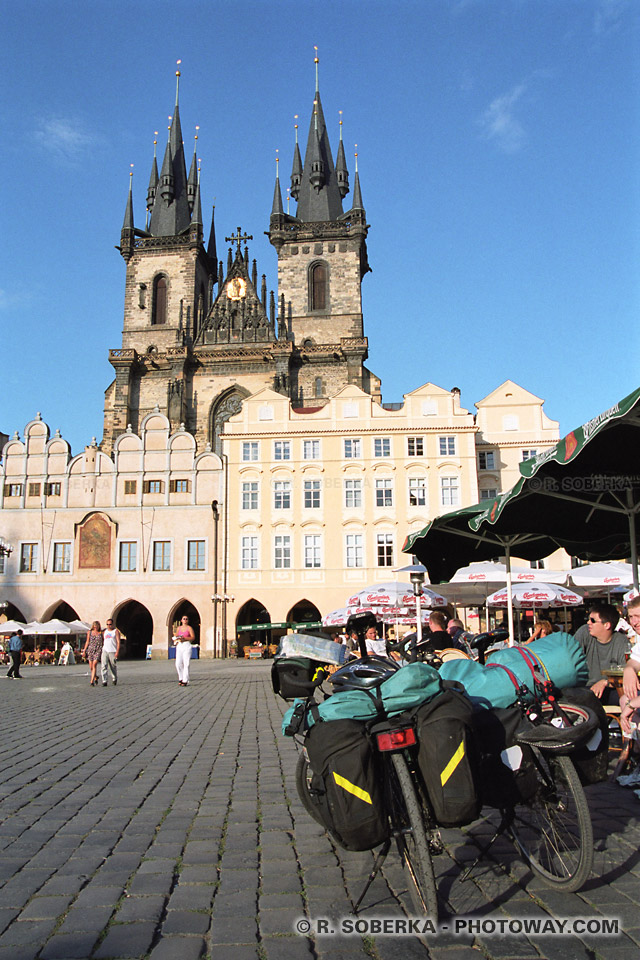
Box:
left=101, top=618, right=121, bottom=687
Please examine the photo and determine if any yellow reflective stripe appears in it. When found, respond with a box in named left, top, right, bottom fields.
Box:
left=440, top=741, right=465, bottom=787
left=333, top=772, right=372, bottom=805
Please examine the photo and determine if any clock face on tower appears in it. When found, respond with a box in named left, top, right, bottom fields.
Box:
left=226, top=277, right=246, bottom=301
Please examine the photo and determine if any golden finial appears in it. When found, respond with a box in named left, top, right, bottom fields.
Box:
left=286, top=187, right=290, bottom=215
left=194, top=124, right=199, bottom=148
left=275, top=148, right=279, bottom=178
left=339, top=110, right=343, bottom=140
left=294, top=115, right=299, bottom=144
left=314, top=45, right=319, bottom=92
left=354, top=144, right=358, bottom=172
left=129, top=163, right=134, bottom=187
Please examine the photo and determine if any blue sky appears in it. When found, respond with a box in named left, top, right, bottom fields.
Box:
left=3, top=0, right=639, bottom=454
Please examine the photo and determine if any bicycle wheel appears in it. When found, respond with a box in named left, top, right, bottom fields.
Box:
left=509, top=750, right=593, bottom=891
left=388, top=752, right=438, bottom=917
left=295, top=750, right=324, bottom=825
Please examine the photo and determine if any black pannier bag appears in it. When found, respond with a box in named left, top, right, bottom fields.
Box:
left=472, top=706, right=539, bottom=809
left=558, top=686, right=609, bottom=784
left=271, top=657, right=327, bottom=701
left=304, top=718, right=390, bottom=851
left=414, top=687, right=480, bottom=827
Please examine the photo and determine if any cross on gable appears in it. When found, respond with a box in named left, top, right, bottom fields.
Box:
left=225, top=227, right=253, bottom=251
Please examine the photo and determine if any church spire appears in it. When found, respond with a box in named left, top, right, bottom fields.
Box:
left=148, top=62, right=191, bottom=237
left=294, top=50, right=344, bottom=222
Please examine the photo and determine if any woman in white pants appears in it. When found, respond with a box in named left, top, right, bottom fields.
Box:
left=174, top=616, right=195, bottom=686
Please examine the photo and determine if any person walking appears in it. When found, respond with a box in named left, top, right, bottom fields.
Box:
left=101, top=618, right=121, bottom=686
left=83, top=622, right=104, bottom=687
left=6, top=630, right=23, bottom=679
left=173, top=615, right=195, bottom=686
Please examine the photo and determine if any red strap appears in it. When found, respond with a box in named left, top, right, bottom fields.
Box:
left=486, top=661, right=527, bottom=693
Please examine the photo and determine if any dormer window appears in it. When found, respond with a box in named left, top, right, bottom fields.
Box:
left=152, top=276, right=167, bottom=325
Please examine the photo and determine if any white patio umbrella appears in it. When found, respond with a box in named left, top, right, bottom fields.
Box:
left=0, top=620, right=27, bottom=634
left=347, top=582, right=449, bottom=609
left=22, top=619, right=74, bottom=635
left=569, top=562, right=635, bottom=595
left=486, top=582, right=583, bottom=610
left=68, top=620, right=91, bottom=634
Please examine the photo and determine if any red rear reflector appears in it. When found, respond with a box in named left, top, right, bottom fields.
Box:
left=376, top=728, right=417, bottom=751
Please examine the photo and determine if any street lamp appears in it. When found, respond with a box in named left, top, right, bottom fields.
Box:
left=395, top=562, right=428, bottom=646
left=0, top=538, right=13, bottom=557
left=211, top=594, right=234, bottom=657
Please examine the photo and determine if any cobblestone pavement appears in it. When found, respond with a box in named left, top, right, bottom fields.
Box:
left=0, top=659, right=639, bottom=960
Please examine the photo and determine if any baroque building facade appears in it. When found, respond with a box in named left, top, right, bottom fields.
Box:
left=0, top=70, right=562, bottom=657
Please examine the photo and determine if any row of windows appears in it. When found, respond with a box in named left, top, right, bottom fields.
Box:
left=240, top=532, right=397, bottom=570
left=241, top=476, right=463, bottom=510
left=241, top=436, right=461, bottom=462
left=14, top=540, right=207, bottom=574
left=2, top=479, right=192, bottom=499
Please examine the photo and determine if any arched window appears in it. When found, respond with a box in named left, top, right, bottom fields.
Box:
left=314, top=377, right=323, bottom=398
left=152, top=276, right=167, bottom=325
left=310, top=262, right=327, bottom=311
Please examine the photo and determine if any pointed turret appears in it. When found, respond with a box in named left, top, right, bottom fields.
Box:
left=271, top=154, right=284, bottom=216
left=290, top=117, right=302, bottom=201
left=350, top=150, right=364, bottom=212
left=122, top=167, right=134, bottom=231
left=187, top=127, right=199, bottom=212
left=146, top=134, right=159, bottom=220
left=120, top=166, right=135, bottom=260
left=335, top=113, right=349, bottom=199
left=207, top=204, right=218, bottom=262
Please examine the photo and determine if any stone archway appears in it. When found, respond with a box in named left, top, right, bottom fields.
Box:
left=111, top=600, right=153, bottom=660
left=167, top=600, right=201, bottom=647
left=287, top=599, right=322, bottom=631
left=42, top=600, right=80, bottom=623
left=235, top=599, right=271, bottom=657
left=209, top=387, right=250, bottom=455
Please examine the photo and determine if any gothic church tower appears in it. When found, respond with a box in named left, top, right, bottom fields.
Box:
left=268, top=56, right=378, bottom=406
left=103, top=61, right=379, bottom=455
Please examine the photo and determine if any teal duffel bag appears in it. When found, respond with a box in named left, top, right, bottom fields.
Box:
left=440, top=633, right=588, bottom=710
left=485, top=633, right=588, bottom=691
left=439, top=658, right=518, bottom=709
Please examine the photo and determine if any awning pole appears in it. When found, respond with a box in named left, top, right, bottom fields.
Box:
left=506, top=544, right=515, bottom=647
left=628, top=492, right=639, bottom=591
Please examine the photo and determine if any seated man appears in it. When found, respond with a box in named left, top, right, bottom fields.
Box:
left=576, top=601, right=630, bottom=705
left=446, top=618, right=466, bottom=648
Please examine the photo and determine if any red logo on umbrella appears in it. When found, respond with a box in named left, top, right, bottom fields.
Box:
left=564, top=432, right=577, bottom=461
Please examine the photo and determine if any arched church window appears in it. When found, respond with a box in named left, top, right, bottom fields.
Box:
left=315, top=377, right=323, bottom=398
left=310, top=262, right=327, bottom=312
left=152, top=276, right=167, bottom=326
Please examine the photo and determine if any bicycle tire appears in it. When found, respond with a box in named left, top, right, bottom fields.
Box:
left=388, top=752, right=438, bottom=917
left=295, top=751, right=325, bottom=825
left=509, top=750, right=593, bottom=891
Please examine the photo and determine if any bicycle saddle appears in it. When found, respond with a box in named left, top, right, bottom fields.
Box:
left=329, top=655, right=399, bottom=691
